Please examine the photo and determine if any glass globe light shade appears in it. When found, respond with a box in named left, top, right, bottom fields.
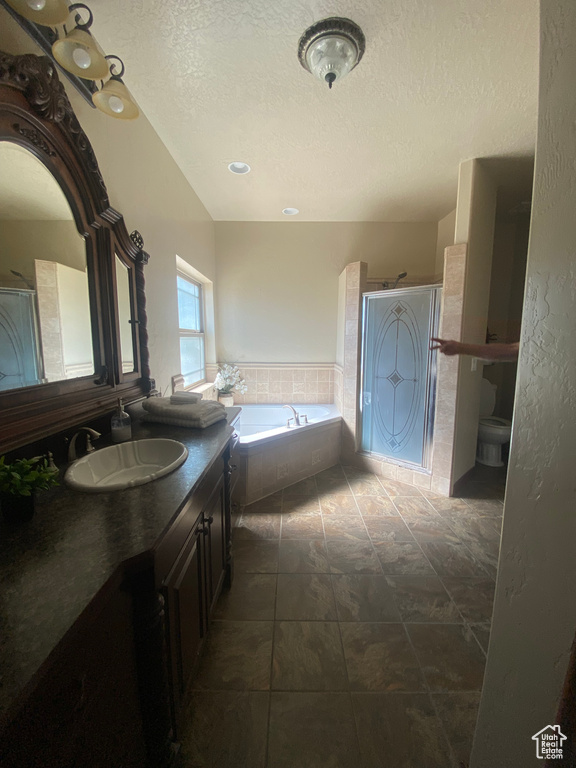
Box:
left=305, top=35, right=358, bottom=88
left=298, top=17, right=365, bottom=89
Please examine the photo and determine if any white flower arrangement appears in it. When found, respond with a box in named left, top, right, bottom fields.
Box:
left=213, top=364, right=248, bottom=396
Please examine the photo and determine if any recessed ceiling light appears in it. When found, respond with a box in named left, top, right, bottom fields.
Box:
left=228, top=162, right=251, bottom=174
left=282, top=208, right=299, bottom=215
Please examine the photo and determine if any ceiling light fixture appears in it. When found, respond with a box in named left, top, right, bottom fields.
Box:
left=92, top=55, right=139, bottom=119
left=228, top=162, right=251, bottom=174
left=298, top=16, right=366, bottom=89
left=282, top=208, right=299, bottom=216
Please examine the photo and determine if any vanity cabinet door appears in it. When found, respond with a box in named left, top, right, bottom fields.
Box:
left=205, top=473, right=226, bottom=611
left=163, top=520, right=206, bottom=722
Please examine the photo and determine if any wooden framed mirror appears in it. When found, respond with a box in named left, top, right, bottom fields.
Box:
left=0, top=51, right=152, bottom=454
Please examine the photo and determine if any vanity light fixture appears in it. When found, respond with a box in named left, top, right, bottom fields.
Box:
left=228, top=162, right=251, bottom=174
left=1, top=0, right=139, bottom=117
left=4, top=0, right=69, bottom=25
left=282, top=208, right=299, bottom=216
left=298, top=16, right=366, bottom=89
left=92, top=55, right=139, bottom=120
left=51, top=3, right=108, bottom=80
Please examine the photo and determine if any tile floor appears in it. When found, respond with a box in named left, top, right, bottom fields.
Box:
left=180, top=463, right=506, bottom=768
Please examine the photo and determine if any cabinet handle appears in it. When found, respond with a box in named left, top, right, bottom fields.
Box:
left=74, top=673, right=87, bottom=711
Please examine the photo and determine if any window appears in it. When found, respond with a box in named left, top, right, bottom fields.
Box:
left=177, top=274, right=205, bottom=388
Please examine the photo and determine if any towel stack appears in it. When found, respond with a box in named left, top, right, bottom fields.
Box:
left=142, top=397, right=227, bottom=429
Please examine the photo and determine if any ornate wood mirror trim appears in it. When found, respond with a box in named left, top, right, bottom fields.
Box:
left=0, top=51, right=151, bottom=454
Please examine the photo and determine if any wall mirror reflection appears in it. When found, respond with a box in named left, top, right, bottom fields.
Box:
left=115, top=253, right=135, bottom=373
left=0, top=142, right=93, bottom=392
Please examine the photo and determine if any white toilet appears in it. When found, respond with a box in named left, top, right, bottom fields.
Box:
left=477, top=378, right=512, bottom=467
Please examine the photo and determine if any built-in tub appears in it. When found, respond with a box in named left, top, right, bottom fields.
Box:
left=232, top=404, right=342, bottom=505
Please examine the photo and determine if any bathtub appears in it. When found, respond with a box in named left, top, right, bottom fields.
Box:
left=232, top=404, right=342, bottom=505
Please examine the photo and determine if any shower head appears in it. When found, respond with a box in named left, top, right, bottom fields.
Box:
left=392, top=272, right=408, bottom=289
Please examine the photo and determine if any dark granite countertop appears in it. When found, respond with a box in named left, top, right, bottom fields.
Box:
left=0, top=407, right=240, bottom=720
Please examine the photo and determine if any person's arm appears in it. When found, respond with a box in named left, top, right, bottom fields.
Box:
left=430, top=338, right=519, bottom=362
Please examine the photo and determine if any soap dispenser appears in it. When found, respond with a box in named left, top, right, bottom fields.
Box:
left=111, top=398, right=132, bottom=443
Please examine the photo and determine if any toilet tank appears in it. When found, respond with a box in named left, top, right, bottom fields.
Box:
left=480, top=378, right=497, bottom=416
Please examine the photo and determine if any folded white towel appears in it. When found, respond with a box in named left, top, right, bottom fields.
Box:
left=142, top=398, right=225, bottom=419
left=170, top=391, right=202, bottom=404
left=142, top=411, right=227, bottom=429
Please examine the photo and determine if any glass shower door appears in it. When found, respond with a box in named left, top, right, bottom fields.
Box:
left=360, top=286, right=440, bottom=468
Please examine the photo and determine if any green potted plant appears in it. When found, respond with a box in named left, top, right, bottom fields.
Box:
left=0, top=455, right=59, bottom=523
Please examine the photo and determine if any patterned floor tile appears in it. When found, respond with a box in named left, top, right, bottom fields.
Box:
left=275, top=574, right=337, bottom=620
left=352, top=693, right=453, bottom=768
left=268, top=692, right=361, bottom=768
left=340, top=622, right=426, bottom=692
left=272, top=621, right=348, bottom=691
left=278, top=539, right=330, bottom=573
left=385, top=575, right=462, bottom=623
left=406, top=623, right=486, bottom=691
left=331, top=574, right=402, bottom=622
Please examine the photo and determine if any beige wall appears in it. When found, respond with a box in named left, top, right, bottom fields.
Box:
left=0, top=221, right=85, bottom=285
left=0, top=9, right=216, bottom=396
left=471, top=1, right=576, bottom=764
left=434, top=208, right=456, bottom=277
left=215, top=222, right=437, bottom=364
left=452, top=159, right=497, bottom=481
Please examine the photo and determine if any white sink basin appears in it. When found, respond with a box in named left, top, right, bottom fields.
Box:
left=65, top=439, right=188, bottom=492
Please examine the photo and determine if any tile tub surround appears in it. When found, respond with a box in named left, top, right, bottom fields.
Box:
left=233, top=416, right=342, bottom=506
left=181, top=462, right=503, bottom=767
left=338, top=254, right=467, bottom=497
left=206, top=364, right=335, bottom=405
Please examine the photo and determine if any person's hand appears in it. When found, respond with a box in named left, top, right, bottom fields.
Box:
left=430, top=337, right=462, bottom=356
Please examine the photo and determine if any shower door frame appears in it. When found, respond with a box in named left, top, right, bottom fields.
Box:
left=358, top=284, right=441, bottom=471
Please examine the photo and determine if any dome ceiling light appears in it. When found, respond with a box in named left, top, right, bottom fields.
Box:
left=298, top=16, right=366, bottom=89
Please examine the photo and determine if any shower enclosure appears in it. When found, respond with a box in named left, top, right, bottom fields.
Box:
left=360, top=285, right=441, bottom=469
left=0, top=288, right=42, bottom=391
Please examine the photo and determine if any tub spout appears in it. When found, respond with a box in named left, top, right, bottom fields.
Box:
left=283, top=404, right=301, bottom=426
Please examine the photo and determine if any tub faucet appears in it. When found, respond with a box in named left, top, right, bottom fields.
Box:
left=68, top=427, right=101, bottom=462
left=283, top=404, right=301, bottom=426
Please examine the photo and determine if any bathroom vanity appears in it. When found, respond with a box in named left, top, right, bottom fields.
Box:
left=0, top=46, right=242, bottom=767
left=0, top=411, right=240, bottom=767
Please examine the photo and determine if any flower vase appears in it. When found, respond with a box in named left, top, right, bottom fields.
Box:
left=1, top=492, right=35, bottom=523
left=218, top=393, right=234, bottom=407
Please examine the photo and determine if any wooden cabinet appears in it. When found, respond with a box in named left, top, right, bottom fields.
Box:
left=0, top=578, right=147, bottom=768
left=157, top=445, right=231, bottom=736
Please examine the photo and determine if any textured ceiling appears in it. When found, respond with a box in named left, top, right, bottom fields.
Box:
left=90, top=0, right=538, bottom=222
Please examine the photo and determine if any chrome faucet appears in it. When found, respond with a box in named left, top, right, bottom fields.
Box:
left=283, top=404, right=301, bottom=427
left=68, top=427, right=101, bottom=462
